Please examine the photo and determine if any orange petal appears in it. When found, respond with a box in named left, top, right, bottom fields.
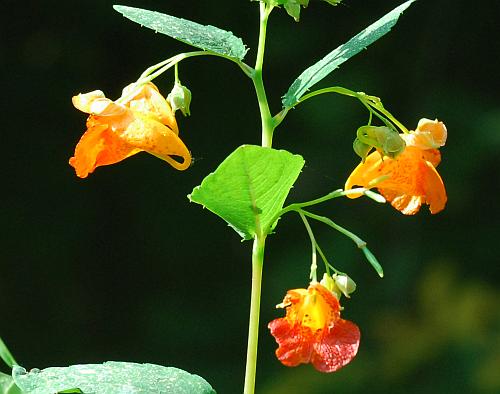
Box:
left=403, top=118, right=447, bottom=149
left=119, top=113, right=191, bottom=171
left=72, top=91, right=126, bottom=117
left=345, top=152, right=385, bottom=198
left=122, top=83, right=179, bottom=134
left=69, top=121, right=139, bottom=178
left=268, top=318, right=315, bottom=367
left=422, top=160, right=447, bottom=214
left=72, top=90, right=105, bottom=113
left=377, top=150, right=446, bottom=215
left=311, top=319, right=360, bottom=373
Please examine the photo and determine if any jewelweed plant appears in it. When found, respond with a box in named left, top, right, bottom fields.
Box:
left=0, top=1, right=448, bottom=393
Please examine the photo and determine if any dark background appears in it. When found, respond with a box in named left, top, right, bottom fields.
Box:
left=2, top=0, right=500, bottom=393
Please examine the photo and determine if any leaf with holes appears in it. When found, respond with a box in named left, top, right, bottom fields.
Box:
left=282, top=0, right=415, bottom=108
left=113, top=5, right=248, bottom=60
left=189, top=145, right=304, bottom=240
left=12, top=363, right=215, bottom=394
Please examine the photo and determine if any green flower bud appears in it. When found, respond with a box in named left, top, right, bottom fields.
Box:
left=320, top=273, right=341, bottom=299
left=333, top=274, right=356, bottom=298
left=167, top=82, right=192, bottom=117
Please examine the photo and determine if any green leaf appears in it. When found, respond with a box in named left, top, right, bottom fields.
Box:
left=189, top=145, right=304, bottom=240
left=12, top=363, right=216, bottom=394
left=0, top=338, right=17, bottom=369
left=113, top=5, right=248, bottom=60
left=282, top=0, right=416, bottom=108
left=0, top=372, right=22, bottom=394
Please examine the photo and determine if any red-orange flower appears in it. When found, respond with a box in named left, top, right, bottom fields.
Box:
left=69, top=82, right=191, bottom=178
left=345, top=118, right=447, bottom=215
left=268, top=283, right=360, bottom=373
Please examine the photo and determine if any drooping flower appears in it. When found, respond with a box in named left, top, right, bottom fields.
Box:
left=268, top=283, right=360, bottom=373
left=69, top=82, right=191, bottom=178
left=345, top=118, right=447, bottom=215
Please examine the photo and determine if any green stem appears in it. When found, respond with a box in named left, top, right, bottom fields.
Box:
left=244, top=235, right=266, bottom=394
left=252, top=3, right=274, bottom=147
left=269, top=187, right=369, bottom=228
left=292, top=86, right=409, bottom=133
left=299, top=209, right=367, bottom=248
left=298, top=212, right=318, bottom=282
left=174, top=63, right=180, bottom=84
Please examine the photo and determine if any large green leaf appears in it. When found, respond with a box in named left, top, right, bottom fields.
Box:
left=113, top=5, right=248, bottom=60
left=12, top=363, right=215, bottom=394
left=189, top=145, right=304, bottom=240
left=282, top=0, right=415, bottom=108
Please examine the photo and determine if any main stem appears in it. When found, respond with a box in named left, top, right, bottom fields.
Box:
left=244, top=235, right=266, bottom=394
left=253, top=3, right=274, bottom=148
left=244, top=4, right=274, bottom=393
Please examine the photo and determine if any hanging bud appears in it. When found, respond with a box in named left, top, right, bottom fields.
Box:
left=356, top=125, right=406, bottom=159
left=333, top=274, right=356, bottom=298
left=320, top=273, right=356, bottom=299
left=167, top=82, right=192, bottom=117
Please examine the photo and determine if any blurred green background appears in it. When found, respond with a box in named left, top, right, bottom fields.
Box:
left=2, top=0, right=500, bottom=393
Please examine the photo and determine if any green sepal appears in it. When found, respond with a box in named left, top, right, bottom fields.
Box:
left=353, top=137, right=373, bottom=161
left=12, top=363, right=216, bottom=394
left=113, top=5, right=248, bottom=60
left=356, top=125, right=405, bottom=159
left=284, top=0, right=309, bottom=21
left=189, top=145, right=304, bottom=240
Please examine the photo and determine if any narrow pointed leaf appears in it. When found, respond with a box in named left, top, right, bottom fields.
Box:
left=0, top=337, right=17, bottom=369
left=12, top=363, right=215, bottom=394
left=113, top=5, right=248, bottom=60
left=282, top=0, right=415, bottom=108
left=189, top=145, right=304, bottom=240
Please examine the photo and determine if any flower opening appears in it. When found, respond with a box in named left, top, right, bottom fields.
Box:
left=268, top=283, right=360, bottom=373
left=345, top=118, right=447, bottom=215
left=69, top=82, right=191, bottom=178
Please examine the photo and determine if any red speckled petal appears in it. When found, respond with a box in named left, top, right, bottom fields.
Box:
left=268, top=318, right=314, bottom=367
left=311, top=319, right=360, bottom=373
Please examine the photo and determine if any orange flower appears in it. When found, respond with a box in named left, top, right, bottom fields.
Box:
left=268, top=283, right=360, bottom=373
left=69, top=82, right=191, bottom=178
left=345, top=118, right=447, bottom=215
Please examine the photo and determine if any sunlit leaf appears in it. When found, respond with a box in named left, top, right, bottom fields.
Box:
left=0, top=338, right=17, bottom=369
left=189, top=145, right=304, bottom=240
left=282, top=0, right=415, bottom=108
left=113, top=5, right=248, bottom=60
left=12, top=363, right=215, bottom=394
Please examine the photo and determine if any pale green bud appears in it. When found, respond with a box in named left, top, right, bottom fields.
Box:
left=320, top=273, right=341, bottom=299
left=333, top=274, right=356, bottom=298
left=167, top=82, right=192, bottom=117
